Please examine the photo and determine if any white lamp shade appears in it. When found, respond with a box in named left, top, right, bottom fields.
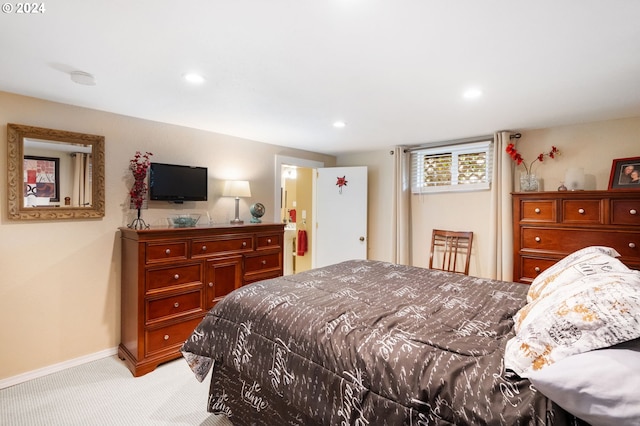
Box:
left=223, top=180, right=251, bottom=197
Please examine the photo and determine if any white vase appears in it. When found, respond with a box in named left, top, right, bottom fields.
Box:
left=565, top=168, right=585, bottom=190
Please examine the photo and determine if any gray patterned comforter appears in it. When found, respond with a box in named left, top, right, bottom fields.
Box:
left=181, top=260, right=582, bottom=425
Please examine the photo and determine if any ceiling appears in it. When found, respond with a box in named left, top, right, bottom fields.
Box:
left=2, top=1, right=639, bottom=156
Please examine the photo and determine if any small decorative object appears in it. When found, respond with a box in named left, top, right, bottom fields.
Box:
left=250, top=202, right=266, bottom=223
left=506, top=137, right=559, bottom=192
left=608, top=157, right=640, bottom=190
left=557, top=182, right=568, bottom=191
left=167, top=214, right=200, bottom=228
left=564, top=168, right=585, bottom=191
left=128, top=151, right=153, bottom=229
left=336, top=176, right=348, bottom=194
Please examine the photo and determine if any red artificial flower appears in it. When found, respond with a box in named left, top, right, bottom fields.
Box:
left=336, top=176, right=348, bottom=194
left=506, top=142, right=559, bottom=174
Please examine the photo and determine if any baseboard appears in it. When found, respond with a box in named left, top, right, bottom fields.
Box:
left=0, top=347, right=118, bottom=390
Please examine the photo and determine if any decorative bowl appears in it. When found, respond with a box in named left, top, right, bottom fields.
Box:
left=167, top=214, right=200, bottom=228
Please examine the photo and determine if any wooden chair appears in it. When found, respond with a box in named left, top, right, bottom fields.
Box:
left=429, top=229, right=473, bottom=275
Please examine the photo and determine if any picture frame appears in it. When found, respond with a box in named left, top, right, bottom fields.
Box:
left=608, top=156, right=640, bottom=189
left=23, top=155, right=60, bottom=202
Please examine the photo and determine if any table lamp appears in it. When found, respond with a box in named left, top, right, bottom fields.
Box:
left=223, top=180, right=251, bottom=224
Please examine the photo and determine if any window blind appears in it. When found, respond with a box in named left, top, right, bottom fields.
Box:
left=410, top=140, right=493, bottom=194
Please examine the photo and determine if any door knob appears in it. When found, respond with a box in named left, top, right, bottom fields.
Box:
left=359, top=236, right=365, bottom=241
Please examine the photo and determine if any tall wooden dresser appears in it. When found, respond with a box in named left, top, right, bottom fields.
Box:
left=118, top=223, right=284, bottom=376
left=513, top=190, right=640, bottom=284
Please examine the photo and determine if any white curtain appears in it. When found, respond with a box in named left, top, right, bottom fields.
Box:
left=392, top=146, right=411, bottom=265
left=488, top=131, right=515, bottom=280
left=72, top=153, right=92, bottom=207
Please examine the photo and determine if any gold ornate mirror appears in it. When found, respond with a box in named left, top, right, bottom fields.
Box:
left=7, top=123, right=105, bottom=220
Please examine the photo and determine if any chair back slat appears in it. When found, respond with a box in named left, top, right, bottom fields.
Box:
left=429, top=229, right=473, bottom=275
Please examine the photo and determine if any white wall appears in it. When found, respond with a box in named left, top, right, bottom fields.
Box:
left=512, top=117, right=640, bottom=191
left=338, top=115, right=640, bottom=279
left=0, top=91, right=335, bottom=380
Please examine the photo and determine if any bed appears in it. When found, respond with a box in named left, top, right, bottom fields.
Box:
left=181, top=250, right=640, bottom=426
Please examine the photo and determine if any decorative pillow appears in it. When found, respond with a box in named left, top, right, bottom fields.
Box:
left=528, top=339, right=640, bottom=426
left=527, top=246, right=623, bottom=303
left=505, top=270, right=640, bottom=377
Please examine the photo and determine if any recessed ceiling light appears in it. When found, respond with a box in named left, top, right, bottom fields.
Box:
left=463, top=88, right=483, bottom=99
left=184, top=73, right=205, bottom=84
left=70, top=71, right=96, bottom=86
left=333, top=121, right=346, bottom=128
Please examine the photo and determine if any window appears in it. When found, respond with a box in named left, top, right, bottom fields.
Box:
left=411, top=140, right=493, bottom=194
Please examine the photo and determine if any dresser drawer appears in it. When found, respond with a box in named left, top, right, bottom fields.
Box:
left=521, top=228, right=640, bottom=258
left=145, top=317, right=203, bottom=357
left=191, top=236, right=254, bottom=258
left=611, top=200, right=640, bottom=225
left=146, top=241, right=188, bottom=264
left=520, top=257, right=560, bottom=282
left=245, top=252, right=281, bottom=274
left=562, top=200, right=603, bottom=224
left=520, top=200, right=556, bottom=223
left=146, top=289, right=203, bottom=323
left=256, top=233, right=282, bottom=250
left=146, top=263, right=202, bottom=292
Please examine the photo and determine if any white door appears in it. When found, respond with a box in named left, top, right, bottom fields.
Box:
left=315, top=166, right=368, bottom=268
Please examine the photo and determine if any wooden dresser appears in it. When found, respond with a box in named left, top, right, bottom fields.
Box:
left=512, top=190, right=640, bottom=284
left=118, top=223, right=284, bottom=376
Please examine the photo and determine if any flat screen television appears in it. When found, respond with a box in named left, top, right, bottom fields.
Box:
left=149, top=162, right=208, bottom=202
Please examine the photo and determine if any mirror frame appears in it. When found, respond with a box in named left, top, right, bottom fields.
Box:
left=7, top=123, right=105, bottom=220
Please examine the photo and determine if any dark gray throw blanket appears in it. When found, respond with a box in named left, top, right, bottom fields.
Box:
left=182, top=260, right=584, bottom=425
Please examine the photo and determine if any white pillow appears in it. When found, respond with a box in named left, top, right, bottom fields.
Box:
left=527, top=246, right=623, bottom=304
left=528, top=339, right=640, bottom=426
left=505, top=270, right=640, bottom=377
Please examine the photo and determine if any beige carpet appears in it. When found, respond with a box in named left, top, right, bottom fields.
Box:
left=0, top=355, right=233, bottom=426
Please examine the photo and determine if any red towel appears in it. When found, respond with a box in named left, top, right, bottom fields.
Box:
left=297, top=230, right=307, bottom=256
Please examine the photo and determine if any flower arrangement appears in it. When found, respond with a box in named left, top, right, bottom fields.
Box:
left=129, top=151, right=153, bottom=209
left=506, top=142, right=559, bottom=175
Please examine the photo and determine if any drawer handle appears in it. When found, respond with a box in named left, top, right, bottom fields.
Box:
left=242, top=242, right=247, bottom=247
left=630, top=243, right=637, bottom=249
left=534, top=208, right=541, bottom=214
left=208, top=282, right=213, bottom=287
left=163, top=335, right=169, bottom=341
left=174, top=302, right=179, bottom=308
left=165, top=249, right=171, bottom=255
left=535, top=236, right=541, bottom=242
left=261, top=260, right=267, bottom=265
left=267, top=238, right=272, bottom=244
left=201, top=245, right=207, bottom=251
left=174, top=274, right=180, bottom=280
left=631, top=209, right=638, bottom=215
left=534, top=266, right=541, bottom=272
left=578, top=208, right=585, bottom=214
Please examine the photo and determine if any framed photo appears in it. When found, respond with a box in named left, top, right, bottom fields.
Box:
left=23, top=155, right=60, bottom=202
left=608, top=157, right=640, bottom=189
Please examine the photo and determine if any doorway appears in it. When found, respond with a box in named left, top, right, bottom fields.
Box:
left=275, top=156, right=324, bottom=275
